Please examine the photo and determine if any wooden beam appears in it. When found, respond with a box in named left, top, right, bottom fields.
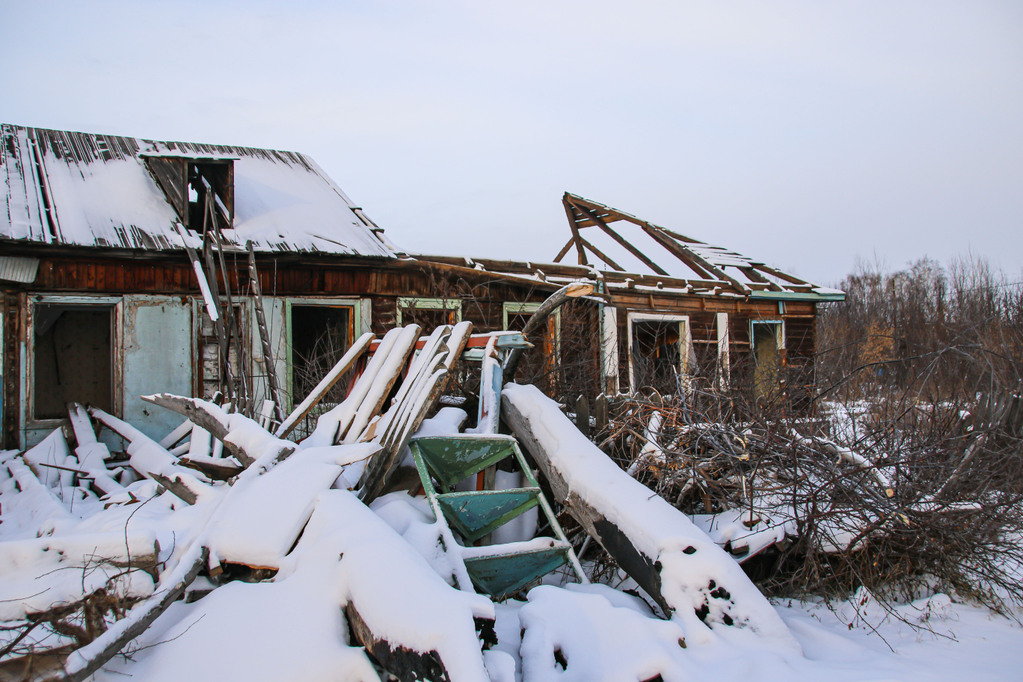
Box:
left=576, top=235, right=626, bottom=272
left=570, top=199, right=671, bottom=276
left=553, top=235, right=574, bottom=263
left=752, top=262, right=813, bottom=287
left=561, top=195, right=589, bottom=265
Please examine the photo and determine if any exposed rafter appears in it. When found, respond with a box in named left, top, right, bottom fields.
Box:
left=555, top=192, right=838, bottom=299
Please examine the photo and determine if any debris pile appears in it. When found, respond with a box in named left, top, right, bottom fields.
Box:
left=0, top=322, right=809, bottom=681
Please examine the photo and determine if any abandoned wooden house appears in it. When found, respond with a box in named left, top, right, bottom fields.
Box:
left=1, top=124, right=843, bottom=450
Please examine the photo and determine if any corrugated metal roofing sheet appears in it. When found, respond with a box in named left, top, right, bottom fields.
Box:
left=0, top=124, right=396, bottom=258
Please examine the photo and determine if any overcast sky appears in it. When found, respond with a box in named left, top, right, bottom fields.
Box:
left=2, top=1, right=1020, bottom=285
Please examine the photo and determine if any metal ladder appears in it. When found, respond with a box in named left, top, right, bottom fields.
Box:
left=410, top=434, right=587, bottom=600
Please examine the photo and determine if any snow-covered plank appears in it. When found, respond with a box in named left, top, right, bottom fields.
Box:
left=22, top=428, right=74, bottom=490
left=344, top=325, right=421, bottom=444
left=322, top=490, right=494, bottom=681
left=357, top=322, right=474, bottom=502
left=501, top=384, right=798, bottom=650
left=303, top=326, right=408, bottom=448
left=142, top=394, right=294, bottom=469
left=89, top=407, right=214, bottom=504
left=206, top=443, right=378, bottom=569
left=67, top=403, right=124, bottom=496
left=158, top=418, right=195, bottom=450
left=275, top=332, right=373, bottom=439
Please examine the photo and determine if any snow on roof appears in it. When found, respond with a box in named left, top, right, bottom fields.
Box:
left=0, top=124, right=397, bottom=257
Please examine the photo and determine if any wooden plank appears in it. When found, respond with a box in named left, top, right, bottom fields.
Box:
left=359, top=322, right=473, bottom=504
left=344, top=603, right=450, bottom=681
left=140, top=394, right=257, bottom=467
left=343, top=326, right=421, bottom=443
left=552, top=235, right=574, bottom=263
left=274, top=332, right=374, bottom=439
left=561, top=194, right=589, bottom=265
left=89, top=407, right=212, bottom=504
left=158, top=418, right=194, bottom=450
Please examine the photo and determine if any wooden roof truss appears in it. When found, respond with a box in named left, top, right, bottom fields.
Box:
left=557, top=192, right=831, bottom=298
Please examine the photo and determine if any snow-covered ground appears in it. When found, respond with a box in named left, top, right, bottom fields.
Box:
left=2, top=389, right=1021, bottom=681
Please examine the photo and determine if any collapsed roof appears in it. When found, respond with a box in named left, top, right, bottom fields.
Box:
left=1, top=124, right=396, bottom=257
left=422, top=193, right=843, bottom=302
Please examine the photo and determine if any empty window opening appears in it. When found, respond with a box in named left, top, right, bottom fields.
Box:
left=628, top=313, right=691, bottom=395
left=752, top=321, right=784, bottom=403
left=143, top=155, right=233, bottom=231
left=396, top=298, right=461, bottom=329
left=33, top=304, right=113, bottom=419
left=290, top=305, right=354, bottom=406
left=187, top=161, right=232, bottom=230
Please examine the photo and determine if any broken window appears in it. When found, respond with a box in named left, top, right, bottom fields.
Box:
left=627, top=313, right=692, bottom=395
left=289, top=304, right=356, bottom=408
left=751, top=321, right=784, bottom=403
left=143, top=155, right=233, bottom=230
left=33, top=302, right=115, bottom=420
left=396, top=298, right=461, bottom=329
left=186, top=161, right=232, bottom=229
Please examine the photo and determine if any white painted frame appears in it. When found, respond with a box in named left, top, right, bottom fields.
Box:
left=626, top=312, right=692, bottom=393
left=601, top=306, right=620, bottom=395
left=750, top=319, right=785, bottom=351
left=716, top=312, right=730, bottom=390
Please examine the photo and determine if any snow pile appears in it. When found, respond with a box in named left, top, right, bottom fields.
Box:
left=519, top=585, right=688, bottom=681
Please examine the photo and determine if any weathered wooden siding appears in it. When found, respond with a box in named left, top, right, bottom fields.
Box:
left=1, top=251, right=823, bottom=448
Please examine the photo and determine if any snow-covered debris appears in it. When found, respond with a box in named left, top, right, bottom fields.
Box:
left=207, top=443, right=378, bottom=568
left=325, top=490, right=495, bottom=681
left=691, top=507, right=797, bottom=562
left=501, top=383, right=798, bottom=651
left=0, top=532, right=157, bottom=621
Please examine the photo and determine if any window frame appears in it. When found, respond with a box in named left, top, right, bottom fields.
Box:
left=750, top=319, right=786, bottom=351
left=396, top=297, right=462, bottom=326
left=27, top=294, right=122, bottom=426
left=285, top=297, right=366, bottom=410
left=626, top=311, right=692, bottom=393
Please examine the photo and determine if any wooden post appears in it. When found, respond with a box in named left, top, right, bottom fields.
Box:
left=594, top=394, right=608, bottom=432
left=575, top=395, right=590, bottom=439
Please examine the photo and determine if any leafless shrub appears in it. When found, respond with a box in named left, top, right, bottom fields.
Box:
left=0, top=561, right=145, bottom=672
left=595, top=375, right=1023, bottom=615
left=589, top=258, right=1023, bottom=615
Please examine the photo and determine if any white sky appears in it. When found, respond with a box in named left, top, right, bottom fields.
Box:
left=2, top=0, right=1020, bottom=285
